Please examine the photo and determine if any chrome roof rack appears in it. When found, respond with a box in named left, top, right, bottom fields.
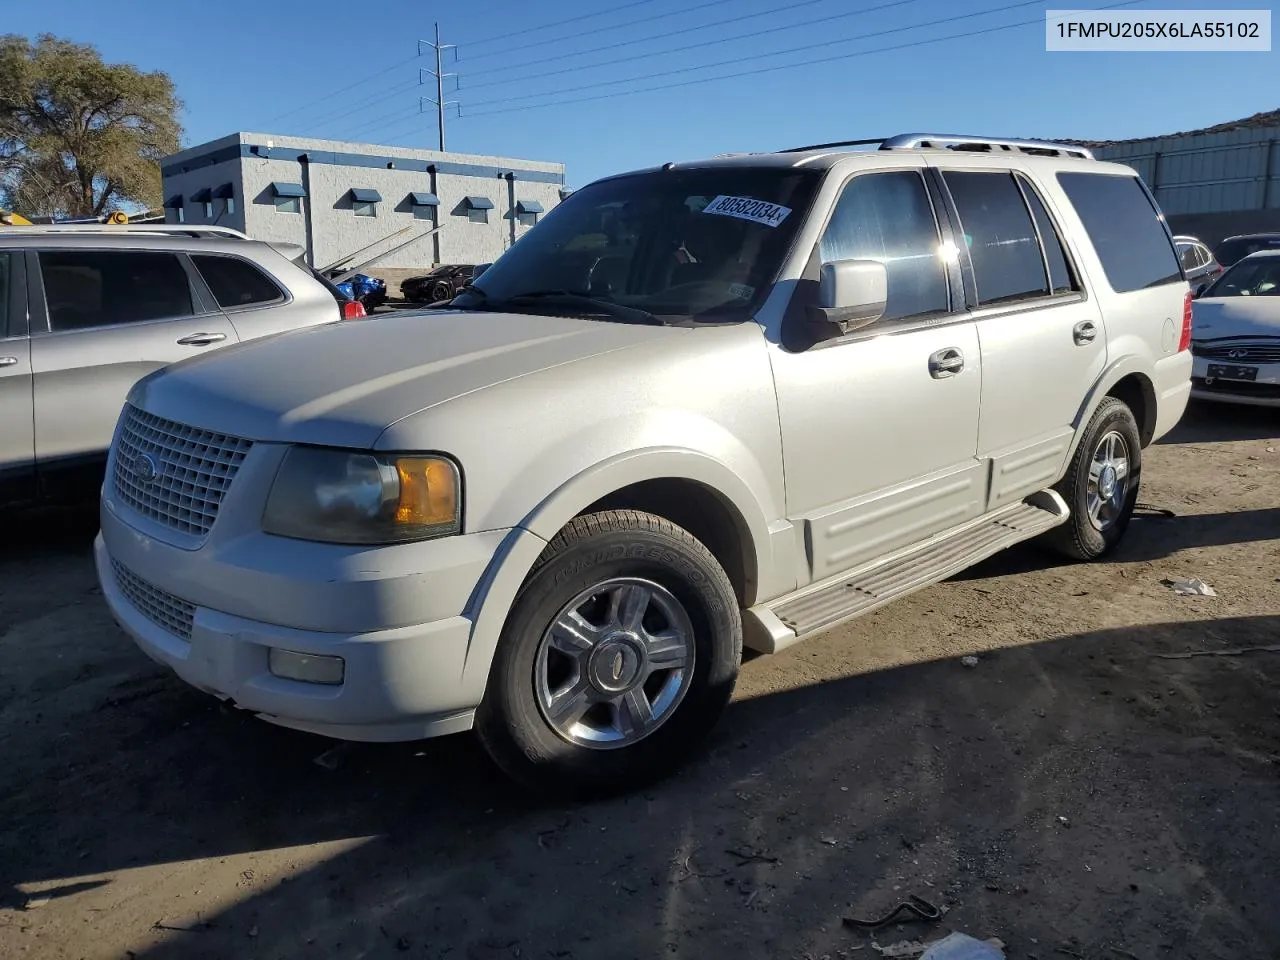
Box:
left=776, top=134, right=1095, bottom=160
left=1, top=223, right=252, bottom=239
left=879, top=133, right=1095, bottom=160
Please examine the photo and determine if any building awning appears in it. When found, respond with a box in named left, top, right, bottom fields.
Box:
left=516, top=199, right=544, bottom=215
left=349, top=188, right=382, bottom=203
left=270, top=182, right=307, bottom=198
left=163, top=195, right=184, bottom=208
left=212, top=183, right=235, bottom=199
left=408, top=191, right=439, bottom=207
left=464, top=195, right=495, bottom=210
left=190, top=187, right=212, bottom=203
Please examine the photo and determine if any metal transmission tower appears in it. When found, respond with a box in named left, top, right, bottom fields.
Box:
left=418, top=25, right=457, bottom=151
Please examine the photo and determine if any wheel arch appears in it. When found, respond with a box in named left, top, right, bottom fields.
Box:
left=458, top=448, right=780, bottom=701
left=1068, top=357, right=1157, bottom=463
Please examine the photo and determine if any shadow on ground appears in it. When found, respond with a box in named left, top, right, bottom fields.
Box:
left=2, top=608, right=1277, bottom=959
left=1157, top=400, right=1279, bottom=446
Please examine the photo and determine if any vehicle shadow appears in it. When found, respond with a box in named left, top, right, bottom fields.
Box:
left=3, top=615, right=1278, bottom=959
left=1158, top=400, right=1279, bottom=446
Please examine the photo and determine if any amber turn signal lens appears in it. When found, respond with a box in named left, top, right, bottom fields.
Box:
left=394, top=457, right=458, bottom=528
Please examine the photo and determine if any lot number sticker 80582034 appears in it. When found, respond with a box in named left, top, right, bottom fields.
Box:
left=701, top=195, right=793, bottom=228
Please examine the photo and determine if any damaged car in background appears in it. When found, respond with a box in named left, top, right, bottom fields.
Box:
left=1190, top=249, right=1280, bottom=408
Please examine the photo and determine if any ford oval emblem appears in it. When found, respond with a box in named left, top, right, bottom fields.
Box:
left=134, top=453, right=158, bottom=484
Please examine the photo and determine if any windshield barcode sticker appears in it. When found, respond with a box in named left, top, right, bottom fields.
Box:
left=702, top=195, right=792, bottom=227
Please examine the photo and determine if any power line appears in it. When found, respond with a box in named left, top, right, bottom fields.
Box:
left=456, top=0, right=666, bottom=50
left=462, top=0, right=852, bottom=79
left=462, top=0, right=922, bottom=94
left=458, top=0, right=739, bottom=63
left=458, top=0, right=1145, bottom=120
left=262, top=54, right=419, bottom=126
left=462, top=0, right=1045, bottom=111
left=305, top=80, right=416, bottom=134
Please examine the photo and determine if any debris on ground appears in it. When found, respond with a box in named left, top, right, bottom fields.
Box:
left=843, top=894, right=943, bottom=929
left=23, top=895, right=50, bottom=910
left=921, top=934, right=1007, bottom=959
left=1163, top=577, right=1217, bottom=597
left=1156, top=644, right=1280, bottom=660
left=960, top=656, right=980, bottom=668
left=871, top=935, right=1005, bottom=959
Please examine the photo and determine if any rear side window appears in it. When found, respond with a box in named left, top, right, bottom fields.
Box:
left=39, top=250, right=194, bottom=331
left=0, top=253, right=10, bottom=336
left=1018, top=175, right=1077, bottom=295
left=943, top=171, right=1050, bottom=305
left=191, top=254, right=284, bottom=309
left=819, top=170, right=950, bottom=322
left=1056, top=172, right=1182, bottom=292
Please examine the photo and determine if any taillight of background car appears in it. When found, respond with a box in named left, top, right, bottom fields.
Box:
left=342, top=300, right=366, bottom=320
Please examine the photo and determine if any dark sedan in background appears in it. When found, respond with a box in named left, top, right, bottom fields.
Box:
left=401, top=263, right=475, bottom=304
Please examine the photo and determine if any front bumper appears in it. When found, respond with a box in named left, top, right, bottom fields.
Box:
left=1190, top=355, right=1280, bottom=408
left=96, top=494, right=513, bottom=742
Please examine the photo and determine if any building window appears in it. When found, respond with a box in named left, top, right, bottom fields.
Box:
left=349, top=188, right=382, bottom=219
left=269, top=182, right=307, bottom=216
left=226, top=197, right=237, bottom=215
left=414, top=205, right=436, bottom=221
left=408, top=191, right=439, bottom=222
left=461, top=195, right=495, bottom=224
left=516, top=199, right=544, bottom=228
left=213, top=183, right=236, bottom=216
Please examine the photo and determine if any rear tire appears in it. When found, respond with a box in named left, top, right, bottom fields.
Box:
left=475, top=510, right=741, bottom=799
left=1047, top=396, right=1142, bottom=561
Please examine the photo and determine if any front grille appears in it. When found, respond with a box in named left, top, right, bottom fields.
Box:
left=111, top=559, right=195, bottom=641
left=1193, top=342, right=1280, bottom=363
left=113, top=405, right=253, bottom=537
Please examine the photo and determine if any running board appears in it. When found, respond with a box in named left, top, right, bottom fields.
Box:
left=743, top=492, right=1069, bottom=653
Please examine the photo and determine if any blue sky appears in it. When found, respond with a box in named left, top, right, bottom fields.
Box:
left=7, top=0, right=1278, bottom=187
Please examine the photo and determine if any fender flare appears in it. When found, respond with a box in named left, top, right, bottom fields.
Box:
left=458, top=447, right=779, bottom=699
left=1066, top=354, right=1157, bottom=463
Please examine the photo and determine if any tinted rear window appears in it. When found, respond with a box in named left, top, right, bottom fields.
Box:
left=1056, top=172, right=1182, bottom=293
left=191, top=254, right=283, bottom=308
left=1217, top=236, right=1280, bottom=265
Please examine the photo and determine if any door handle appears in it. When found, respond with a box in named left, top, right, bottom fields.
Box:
left=176, top=332, right=227, bottom=346
left=0, top=356, right=17, bottom=367
left=928, top=348, right=965, bottom=378
left=1073, top=320, right=1098, bottom=345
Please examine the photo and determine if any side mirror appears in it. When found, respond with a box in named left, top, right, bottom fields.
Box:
left=1193, top=282, right=1209, bottom=299
left=809, top=259, right=887, bottom=335
left=469, top=263, right=492, bottom=285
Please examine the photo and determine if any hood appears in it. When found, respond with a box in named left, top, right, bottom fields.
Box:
left=129, top=310, right=676, bottom=448
left=1192, top=297, right=1280, bottom=342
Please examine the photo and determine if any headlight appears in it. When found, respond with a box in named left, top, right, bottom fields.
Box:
left=262, top=447, right=460, bottom=545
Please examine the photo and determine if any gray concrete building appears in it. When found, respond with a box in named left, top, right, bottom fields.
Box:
left=160, top=132, right=568, bottom=271
left=1078, top=110, right=1280, bottom=246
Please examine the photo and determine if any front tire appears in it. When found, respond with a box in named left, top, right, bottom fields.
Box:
left=475, top=510, right=741, bottom=798
left=1047, top=396, right=1142, bottom=561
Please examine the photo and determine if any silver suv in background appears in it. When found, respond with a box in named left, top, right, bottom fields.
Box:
left=0, top=225, right=357, bottom=507
left=96, top=134, right=1193, bottom=797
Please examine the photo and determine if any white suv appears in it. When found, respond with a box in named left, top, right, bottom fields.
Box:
left=94, top=134, right=1193, bottom=796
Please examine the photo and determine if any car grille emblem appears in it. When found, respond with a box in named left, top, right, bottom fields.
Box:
left=1228, top=348, right=1247, bottom=359
left=133, top=453, right=159, bottom=485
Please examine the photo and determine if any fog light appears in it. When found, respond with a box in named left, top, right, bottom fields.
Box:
left=268, top=648, right=345, bottom=685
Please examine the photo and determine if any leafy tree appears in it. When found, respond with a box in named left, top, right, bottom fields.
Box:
left=0, top=33, right=182, bottom=218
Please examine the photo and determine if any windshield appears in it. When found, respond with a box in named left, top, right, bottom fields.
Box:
left=1204, top=257, right=1280, bottom=298
left=454, top=166, right=821, bottom=322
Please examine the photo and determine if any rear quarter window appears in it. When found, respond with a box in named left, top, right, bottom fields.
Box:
left=1056, top=172, right=1182, bottom=293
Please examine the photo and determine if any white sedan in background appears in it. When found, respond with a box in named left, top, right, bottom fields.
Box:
left=1190, top=249, right=1280, bottom=408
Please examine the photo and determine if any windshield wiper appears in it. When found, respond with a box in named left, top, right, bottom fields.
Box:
left=457, top=288, right=665, bottom=326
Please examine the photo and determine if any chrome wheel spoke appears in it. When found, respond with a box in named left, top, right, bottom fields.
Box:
left=609, top=582, right=650, bottom=633
left=545, top=678, right=593, bottom=725
left=1113, top=458, right=1129, bottom=482
left=645, top=630, right=690, bottom=672
left=616, top=689, right=654, bottom=738
left=548, top=610, right=600, bottom=660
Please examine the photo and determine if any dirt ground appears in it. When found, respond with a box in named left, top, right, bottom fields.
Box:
left=1, top=402, right=1278, bottom=960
